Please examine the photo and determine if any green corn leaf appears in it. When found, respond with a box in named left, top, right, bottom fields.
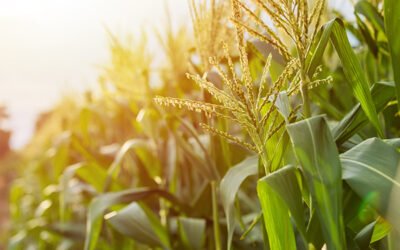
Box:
left=305, top=22, right=333, bottom=77
left=329, top=19, right=382, bottom=136
left=309, top=91, right=344, bottom=120
left=60, top=162, right=123, bottom=222
left=356, top=14, right=379, bottom=58
left=306, top=210, right=325, bottom=250
left=257, top=177, right=296, bottom=250
left=270, top=91, right=290, bottom=122
left=306, top=19, right=382, bottom=136
left=84, top=188, right=184, bottom=250
left=333, top=82, right=395, bottom=145
left=190, top=183, right=212, bottom=218
left=268, top=132, right=291, bottom=172
left=385, top=138, right=400, bottom=149
left=355, top=0, right=385, bottom=33
left=51, top=132, right=71, bottom=179
left=141, top=204, right=172, bottom=248
left=171, top=127, right=216, bottom=181
left=287, top=115, right=346, bottom=249
left=354, top=221, right=376, bottom=249
left=259, top=165, right=306, bottom=242
left=44, top=222, right=86, bottom=241
left=105, top=202, right=170, bottom=248
left=177, top=217, right=206, bottom=250
left=340, top=138, right=400, bottom=232
left=103, top=139, right=149, bottom=192
left=384, top=0, right=400, bottom=112
left=173, top=115, right=221, bottom=178
left=80, top=163, right=124, bottom=192
left=371, top=218, right=392, bottom=243
left=220, top=156, right=258, bottom=250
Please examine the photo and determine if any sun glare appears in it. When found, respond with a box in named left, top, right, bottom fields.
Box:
left=0, top=0, right=187, bottom=148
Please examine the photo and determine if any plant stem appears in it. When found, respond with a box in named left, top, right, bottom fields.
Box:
left=260, top=149, right=269, bottom=175
left=300, top=69, right=311, bottom=118
left=211, top=181, right=221, bottom=250
left=297, top=42, right=311, bottom=118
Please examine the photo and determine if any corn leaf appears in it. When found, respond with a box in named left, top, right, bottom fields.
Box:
left=103, top=139, right=149, bottom=192
left=355, top=0, right=385, bottom=33
left=355, top=14, right=379, bottom=57
left=341, top=138, right=400, bottom=232
left=306, top=210, right=325, bottom=249
left=177, top=217, right=206, bottom=250
left=329, top=19, right=382, bottom=136
left=259, top=165, right=306, bottom=242
left=287, top=115, right=346, bottom=249
left=105, top=202, right=170, bottom=248
left=219, top=155, right=258, bottom=250
left=171, top=128, right=216, bottom=180
left=384, top=0, right=400, bottom=111
left=84, top=188, right=184, bottom=250
left=371, top=218, right=392, bottom=243
left=354, top=221, right=376, bottom=249
left=306, top=19, right=382, bottom=136
left=305, top=22, right=333, bottom=77
left=270, top=91, right=290, bottom=122
left=257, top=177, right=296, bottom=250
left=385, top=138, right=400, bottom=149
left=60, top=162, right=123, bottom=222
left=333, top=82, right=395, bottom=145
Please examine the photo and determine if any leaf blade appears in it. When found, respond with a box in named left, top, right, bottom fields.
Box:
left=219, top=156, right=258, bottom=249
left=329, top=19, right=382, bottom=136
left=257, top=178, right=297, bottom=250
left=287, top=115, right=346, bottom=249
left=340, top=138, right=400, bottom=231
left=384, top=0, right=400, bottom=111
left=105, top=202, right=169, bottom=248
left=260, top=165, right=306, bottom=242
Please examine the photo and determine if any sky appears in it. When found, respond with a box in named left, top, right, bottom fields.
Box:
left=0, top=0, right=352, bottom=149
left=0, top=0, right=188, bottom=149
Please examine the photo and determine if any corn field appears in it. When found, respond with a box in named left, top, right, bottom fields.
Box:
left=3, top=0, right=400, bottom=249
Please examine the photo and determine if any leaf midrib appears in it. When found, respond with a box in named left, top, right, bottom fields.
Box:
left=341, top=157, right=400, bottom=188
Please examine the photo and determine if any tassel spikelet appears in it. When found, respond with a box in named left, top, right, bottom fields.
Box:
left=308, top=76, right=334, bottom=89
left=156, top=44, right=298, bottom=159
left=233, top=0, right=327, bottom=92
left=188, top=0, right=235, bottom=71
left=156, top=0, right=330, bottom=172
left=308, top=0, right=326, bottom=49
left=287, top=75, right=333, bottom=96
left=230, top=19, right=292, bottom=60
left=155, top=96, right=223, bottom=115
left=231, top=0, right=255, bottom=108
left=200, top=123, right=258, bottom=153
left=257, top=54, right=273, bottom=105
left=208, top=56, right=243, bottom=99
left=222, top=43, right=242, bottom=93
left=185, top=73, right=244, bottom=111
left=264, top=105, right=302, bottom=144
left=155, top=96, right=227, bottom=112
left=231, top=0, right=291, bottom=60
left=259, top=57, right=299, bottom=112
left=312, top=65, right=324, bottom=79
